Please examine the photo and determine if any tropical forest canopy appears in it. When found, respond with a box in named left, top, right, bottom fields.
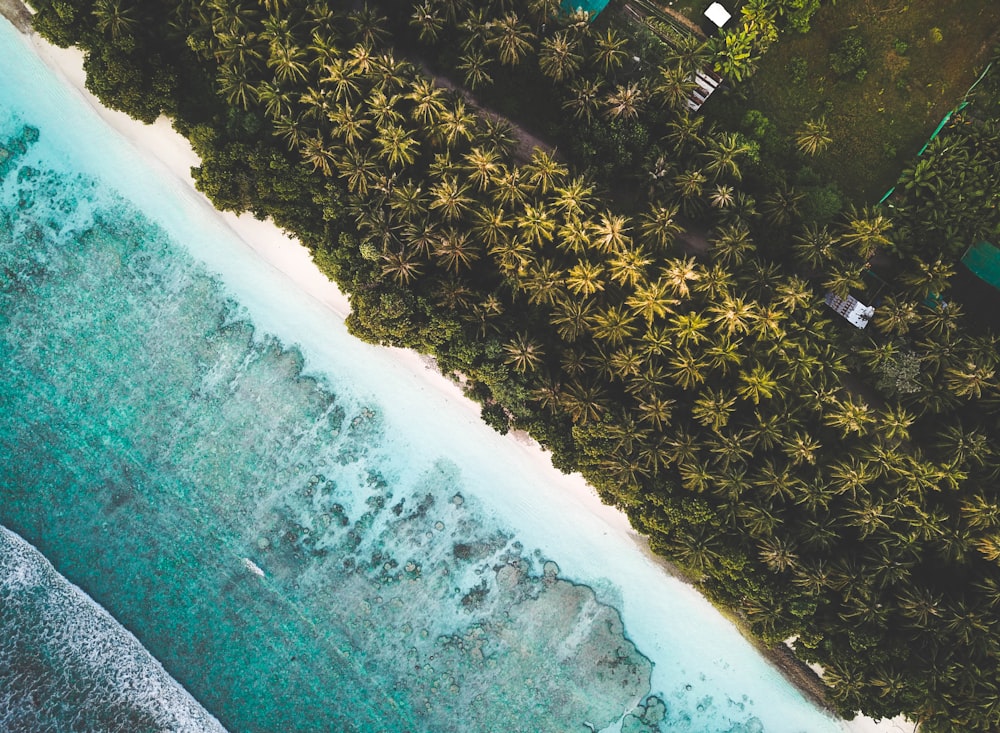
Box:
left=22, top=0, right=1000, bottom=729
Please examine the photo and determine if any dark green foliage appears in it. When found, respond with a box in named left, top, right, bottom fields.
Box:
left=828, top=33, right=868, bottom=78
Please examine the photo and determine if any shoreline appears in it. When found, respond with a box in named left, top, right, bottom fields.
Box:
left=4, top=12, right=911, bottom=733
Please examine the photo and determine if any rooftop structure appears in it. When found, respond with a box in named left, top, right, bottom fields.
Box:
left=824, top=292, right=875, bottom=329
left=704, top=2, right=732, bottom=28
left=961, top=241, right=1000, bottom=290
left=561, top=0, right=611, bottom=19
left=686, top=68, right=724, bottom=112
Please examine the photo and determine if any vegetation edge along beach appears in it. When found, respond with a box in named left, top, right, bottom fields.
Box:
left=8, top=0, right=1000, bottom=729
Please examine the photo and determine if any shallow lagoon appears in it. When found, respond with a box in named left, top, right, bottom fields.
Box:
left=0, top=18, right=846, bottom=733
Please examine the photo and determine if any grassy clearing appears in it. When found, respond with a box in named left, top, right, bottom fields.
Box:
left=709, top=0, right=1000, bottom=203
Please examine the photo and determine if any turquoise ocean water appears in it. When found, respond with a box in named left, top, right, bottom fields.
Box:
left=0, top=19, right=847, bottom=733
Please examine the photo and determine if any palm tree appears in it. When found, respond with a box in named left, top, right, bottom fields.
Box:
left=504, top=333, right=546, bottom=373
left=381, top=249, right=424, bottom=285
left=709, top=295, right=757, bottom=336
left=651, top=65, right=696, bottom=112
left=590, top=212, right=631, bottom=254
left=708, top=184, right=735, bottom=210
left=604, top=81, right=645, bottom=121
left=737, top=364, right=781, bottom=404
left=217, top=64, right=258, bottom=110
left=458, top=50, right=494, bottom=91
left=524, top=149, right=567, bottom=195
left=664, top=35, right=711, bottom=77
left=773, top=276, right=814, bottom=313
left=553, top=175, right=596, bottom=217
left=539, top=31, right=583, bottom=82
left=589, top=305, right=638, bottom=347
left=901, top=257, right=954, bottom=300
left=328, top=102, right=370, bottom=146
left=945, top=359, right=996, bottom=399
left=561, top=380, right=610, bottom=424
left=640, top=203, right=683, bottom=252
left=438, top=0, right=471, bottom=24
left=405, top=77, right=446, bottom=126
left=704, top=336, right=742, bottom=376
left=479, top=116, right=518, bottom=158
left=660, top=257, right=701, bottom=299
left=299, top=134, right=336, bottom=176
left=795, top=117, right=833, bottom=156
left=458, top=6, right=490, bottom=50
left=462, top=146, right=501, bottom=191
left=703, top=132, right=750, bottom=181
left=488, top=12, right=536, bottom=67
left=562, top=78, right=603, bottom=123
left=626, top=362, right=668, bottom=396
left=433, top=227, right=480, bottom=273
left=636, top=393, right=675, bottom=430
left=517, top=202, right=555, bottom=246
left=673, top=167, right=708, bottom=214
left=272, top=112, right=306, bottom=150
left=470, top=204, right=511, bottom=249
left=429, top=175, right=473, bottom=221
left=668, top=350, right=709, bottom=389
left=552, top=297, right=594, bottom=342
left=554, top=216, right=592, bottom=255
left=758, top=537, right=799, bottom=573
left=588, top=27, right=628, bottom=73
left=267, top=40, right=309, bottom=84
left=374, top=123, right=419, bottom=169
left=841, top=205, right=893, bottom=259
left=256, top=80, right=294, bottom=119
left=336, top=147, right=378, bottom=195
left=321, top=58, right=361, bottom=102
left=792, top=223, right=839, bottom=271
left=348, top=4, right=389, bottom=47
left=762, top=185, right=804, bottom=227
left=824, top=396, right=877, bottom=437
left=692, top=387, right=738, bottom=431
left=522, top=258, right=564, bottom=306
left=606, top=247, right=651, bottom=289
left=93, top=0, right=138, bottom=41
left=639, top=324, right=673, bottom=358
left=822, top=263, right=866, bottom=299
left=710, top=223, right=754, bottom=266
left=435, top=99, right=477, bottom=147
left=410, top=0, right=444, bottom=43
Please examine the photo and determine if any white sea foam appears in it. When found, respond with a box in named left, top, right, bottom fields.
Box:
left=0, top=527, right=227, bottom=733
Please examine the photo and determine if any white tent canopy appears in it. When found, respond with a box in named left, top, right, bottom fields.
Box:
left=704, top=2, right=732, bottom=28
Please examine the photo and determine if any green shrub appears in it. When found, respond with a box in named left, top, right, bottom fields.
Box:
left=829, top=34, right=868, bottom=78
left=788, top=56, right=809, bottom=85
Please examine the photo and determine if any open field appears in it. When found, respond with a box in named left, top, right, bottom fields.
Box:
left=709, top=0, right=1000, bottom=202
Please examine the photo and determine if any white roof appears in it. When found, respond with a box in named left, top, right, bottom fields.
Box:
left=824, top=292, right=875, bottom=329
left=705, top=2, right=732, bottom=27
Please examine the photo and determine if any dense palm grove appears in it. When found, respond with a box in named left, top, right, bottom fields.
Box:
left=25, top=0, right=1000, bottom=729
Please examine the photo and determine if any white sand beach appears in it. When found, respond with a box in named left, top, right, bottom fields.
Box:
left=12, top=20, right=914, bottom=733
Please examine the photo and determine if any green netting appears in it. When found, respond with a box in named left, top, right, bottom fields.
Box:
left=962, top=241, right=1000, bottom=290
left=561, top=0, right=611, bottom=17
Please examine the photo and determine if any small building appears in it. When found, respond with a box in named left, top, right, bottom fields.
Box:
left=560, top=0, right=611, bottom=19
left=824, top=292, right=875, bottom=329
left=686, top=67, right=724, bottom=112
left=704, top=2, right=732, bottom=28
